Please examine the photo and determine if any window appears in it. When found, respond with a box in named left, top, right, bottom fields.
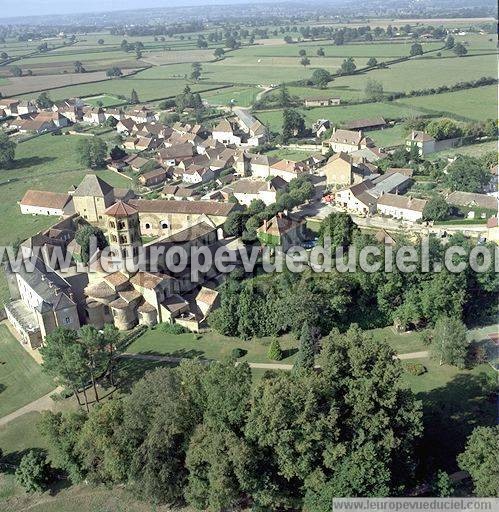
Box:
left=64, top=317, right=71, bottom=324
left=161, top=221, right=168, bottom=229
left=145, top=223, right=151, bottom=229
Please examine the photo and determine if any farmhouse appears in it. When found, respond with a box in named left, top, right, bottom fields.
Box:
left=116, top=118, right=136, bottom=134
left=161, top=185, right=201, bottom=201
left=335, top=181, right=377, bottom=216
left=228, top=176, right=287, bottom=206
left=270, top=159, right=309, bottom=182
left=319, top=152, right=376, bottom=187
left=323, top=128, right=375, bottom=154
left=17, top=116, right=57, bottom=134
left=257, top=212, right=305, bottom=251
left=20, top=190, right=72, bottom=216
left=83, top=106, right=105, bottom=125
left=182, top=165, right=215, bottom=184
left=446, top=191, right=499, bottom=212
left=157, top=143, right=196, bottom=166
left=212, top=118, right=242, bottom=145
left=406, top=131, right=436, bottom=156
left=377, top=194, right=427, bottom=222
left=304, top=97, right=340, bottom=107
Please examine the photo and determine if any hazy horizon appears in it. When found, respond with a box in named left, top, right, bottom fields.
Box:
left=3, top=0, right=282, bottom=20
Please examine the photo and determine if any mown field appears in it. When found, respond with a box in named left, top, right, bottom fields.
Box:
left=256, top=101, right=426, bottom=131
left=202, top=85, right=260, bottom=107
left=395, top=84, right=497, bottom=121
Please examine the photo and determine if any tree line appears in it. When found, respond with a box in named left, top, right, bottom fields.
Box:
left=210, top=217, right=498, bottom=339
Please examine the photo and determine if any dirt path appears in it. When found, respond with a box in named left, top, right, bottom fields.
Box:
left=120, top=353, right=294, bottom=370
left=396, top=351, right=429, bottom=360
left=0, top=386, right=62, bottom=428
left=121, top=350, right=429, bottom=370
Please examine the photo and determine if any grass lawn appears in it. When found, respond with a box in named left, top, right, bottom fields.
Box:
left=395, top=85, right=497, bottom=121
left=0, top=326, right=55, bottom=418
left=21, top=76, right=226, bottom=103
left=0, top=483, right=189, bottom=512
left=368, top=326, right=427, bottom=354
left=0, top=134, right=131, bottom=248
left=126, top=328, right=299, bottom=364
left=368, top=124, right=407, bottom=147
left=409, top=360, right=496, bottom=474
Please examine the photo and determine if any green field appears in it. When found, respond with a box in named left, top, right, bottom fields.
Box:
left=83, top=94, right=126, bottom=107
left=256, top=101, right=426, bottom=131
left=329, top=53, right=496, bottom=98
left=395, top=85, right=497, bottom=121
left=0, top=326, right=55, bottom=418
left=0, top=134, right=131, bottom=247
left=202, top=86, right=260, bottom=107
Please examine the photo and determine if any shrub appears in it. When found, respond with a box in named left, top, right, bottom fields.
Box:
left=156, top=323, right=187, bottom=335
left=231, top=348, right=246, bottom=359
left=267, top=338, right=283, bottom=361
left=15, top=450, right=51, bottom=493
left=405, top=363, right=427, bottom=376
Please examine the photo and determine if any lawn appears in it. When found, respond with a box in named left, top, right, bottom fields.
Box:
left=368, top=326, right=427, bottom=354
left=126, top=328, right=299, bottom=364
left=0, top=326, right=55, bottom=418
left=367, top=124, right=407, bottom=147
left=0, top=134, right=131, bottom=247
left=409, top=360, right=496, bottom=474
left=234, top=41, right=442, bottom=59
left=395, top=85, right=497, bottom=121
left=19, top=75, right=226, bottom=103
